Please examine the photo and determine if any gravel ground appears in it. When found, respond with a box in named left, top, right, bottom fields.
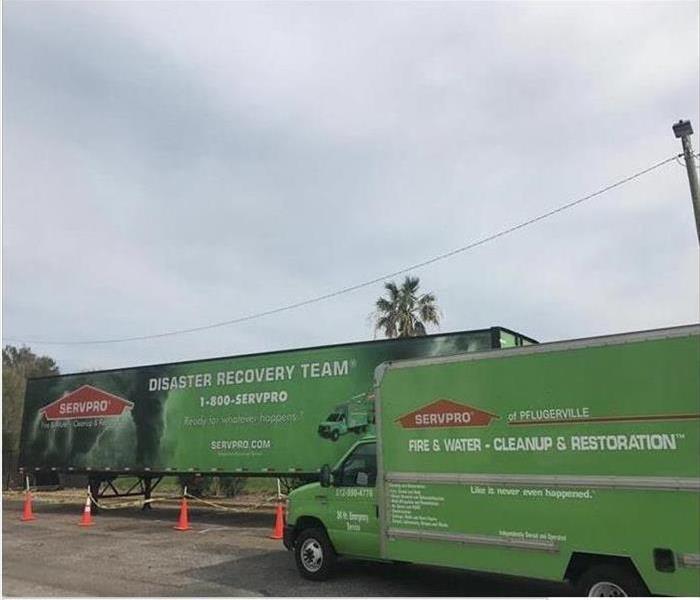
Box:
left=2, top=498, right=573, bottom=597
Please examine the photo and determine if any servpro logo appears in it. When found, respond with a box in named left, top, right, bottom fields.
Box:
left=40, top=385, right=134, bottom=421
left=396, top=399, right=499, bottom=429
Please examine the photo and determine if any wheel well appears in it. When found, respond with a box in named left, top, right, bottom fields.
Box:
left=292, top=516, right=329, bottom=547
left=564, top=552, right=644, bottom=585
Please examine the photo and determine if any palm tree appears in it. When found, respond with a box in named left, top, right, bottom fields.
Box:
left=373, top=276, right=441, bottom=338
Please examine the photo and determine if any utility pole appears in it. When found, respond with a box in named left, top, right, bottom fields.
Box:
left=672, top=119, right=700, bottom=245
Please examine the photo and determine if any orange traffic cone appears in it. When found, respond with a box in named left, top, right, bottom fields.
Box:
left=79, top=489, right=94, bottom=527
left=269, top=502, right=285, bottom=540
left=174, top=496, right=191, bottom=531
left=20, top=490, right=36, bottom=522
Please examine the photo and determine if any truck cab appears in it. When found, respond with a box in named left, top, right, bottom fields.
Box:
left=284, top=437, right=380, bottom=579
left=317, top=408, right=350, bottom=441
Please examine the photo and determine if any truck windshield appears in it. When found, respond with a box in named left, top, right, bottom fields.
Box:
left=326, top=413, right=343, bottom=422
left=336, top=442, right=376, bottom=487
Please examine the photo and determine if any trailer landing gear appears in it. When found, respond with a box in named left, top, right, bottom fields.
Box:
left=88, top=475, right=163, bottom=512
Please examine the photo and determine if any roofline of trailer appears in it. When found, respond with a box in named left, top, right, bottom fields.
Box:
left=26, top=325, right=538, bottom=381
left=379, top=323, right=700, bottom=375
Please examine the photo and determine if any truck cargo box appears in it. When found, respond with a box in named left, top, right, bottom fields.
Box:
left=374, top=324, right=700, bottom=596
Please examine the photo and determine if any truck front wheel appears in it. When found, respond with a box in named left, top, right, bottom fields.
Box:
left=575, top=565, right=648, bottom=597
left=294, top=528, right=337, bottom=581
left=330, top=430, right=340, bottom=442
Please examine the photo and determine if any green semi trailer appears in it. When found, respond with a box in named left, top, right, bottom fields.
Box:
left=18, top=326, right=534, bottom=504
left=283, top=324, right=700, bottom=596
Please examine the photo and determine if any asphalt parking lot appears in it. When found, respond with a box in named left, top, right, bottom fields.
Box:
left=2, top=498, right=572, bottom=596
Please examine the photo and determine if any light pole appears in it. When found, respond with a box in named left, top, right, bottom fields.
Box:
left=672, top=119, right=700, bottom=245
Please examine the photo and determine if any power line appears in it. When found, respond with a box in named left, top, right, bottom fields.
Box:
left=3, top=153, right=681, bottom=347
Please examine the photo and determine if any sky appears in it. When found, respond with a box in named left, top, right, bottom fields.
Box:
left=2, top=1, right=699, bottom=373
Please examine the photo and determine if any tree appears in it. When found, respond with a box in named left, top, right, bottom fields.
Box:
left=372, top=276, right=441, bottom=338
left=2, top=345, right=59, bottom=489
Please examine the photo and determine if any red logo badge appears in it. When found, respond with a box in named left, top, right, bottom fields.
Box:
left=396, top=399, right=499, bottom=429
left=40, top=385, right=134, bottom=421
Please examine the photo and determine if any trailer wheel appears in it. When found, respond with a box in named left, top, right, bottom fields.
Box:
left=330, top=430, right=340, bottom=442
left=575, top=564, right=648, bottom=596
left=294, top=528, right=336, bottom=581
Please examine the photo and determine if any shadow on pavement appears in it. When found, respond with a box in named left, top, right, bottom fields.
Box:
left=182, top=551, right=574, bottom=597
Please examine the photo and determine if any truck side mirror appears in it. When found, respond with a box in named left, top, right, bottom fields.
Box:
left=319, top=464, right=332, bottom=487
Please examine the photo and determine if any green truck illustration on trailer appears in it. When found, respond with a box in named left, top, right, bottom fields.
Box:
left=283, top=324, right=700, bottom=596
left=317, top=393, right=374, bottom=441
left=19, top=326, right=534, bottom=505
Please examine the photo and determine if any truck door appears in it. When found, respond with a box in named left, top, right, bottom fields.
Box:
left=328, top=441, right=380, bottom=558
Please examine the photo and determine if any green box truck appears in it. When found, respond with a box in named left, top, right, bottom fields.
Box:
left=317, top=393, right=374, bottom=442
left=18, top=326, right=534, bottom=503
left=283, top=324, right=700, bottom=596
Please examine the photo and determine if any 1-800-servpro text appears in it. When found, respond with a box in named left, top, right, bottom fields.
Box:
left=199, top=391, right=288, bottom=407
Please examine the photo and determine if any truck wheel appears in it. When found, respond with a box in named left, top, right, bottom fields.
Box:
left=575, top=565, right=648, bottom=596
left=330, top=430, right=340, bottom=442
left=294, top=528, right=336, bottom=581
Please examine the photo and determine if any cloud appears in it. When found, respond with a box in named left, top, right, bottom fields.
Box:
left=2, top=0, right=698, bottom=372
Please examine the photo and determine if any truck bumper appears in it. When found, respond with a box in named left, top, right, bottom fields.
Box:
left=283, top=524, right=295, bottom=550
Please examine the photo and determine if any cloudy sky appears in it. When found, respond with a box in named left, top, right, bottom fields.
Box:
left=2, top=1, right=699, bottom=373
